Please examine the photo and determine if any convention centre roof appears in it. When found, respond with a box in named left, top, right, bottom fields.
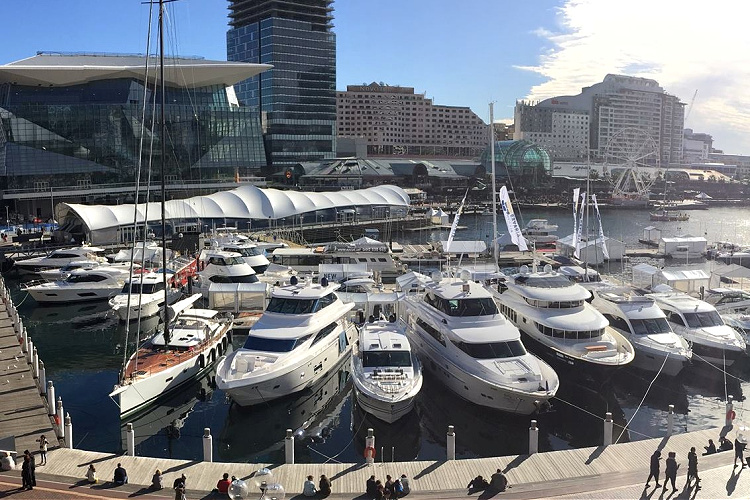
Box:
left=59, top=184, right=410, bottom=233
left=0, top=53, right=271, bottom=87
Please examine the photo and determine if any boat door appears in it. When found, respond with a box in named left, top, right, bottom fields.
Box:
left=339, top=328, right=349, bottom=354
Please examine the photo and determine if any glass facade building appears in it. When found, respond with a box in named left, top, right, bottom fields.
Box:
left=0, top=54, right=269, bottom=196
left=481, top=140, right=552, bottom=182
left=227, top=0, right=336, bottom=171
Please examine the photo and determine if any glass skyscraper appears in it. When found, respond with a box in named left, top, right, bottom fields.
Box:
left=227, top=0, right=336, bottom=172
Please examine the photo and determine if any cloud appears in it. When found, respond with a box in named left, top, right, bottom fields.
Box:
left=520, top=0, right=750, bottom=154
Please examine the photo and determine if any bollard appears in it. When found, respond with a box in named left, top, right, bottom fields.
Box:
left=667, top=404, right=675, bottom=436
left=365, top=428, right=376, bottom=465
left=39, top=361, right=46, bottom=394
left=603, top=412, right=613, bottom=446
left=285, top=429, right=294, bottom=464
left=126, top=423, right=135, bottom=456
left=446, top=425, right=456, bottom=460
left=56, top=397, right=65, bottom=439
left=26, top=336, right=32, bottom=360
left=203, top=428, right=213, bottom=462
left=32, top=347, right=39, bottom=379
left=529, top=420, right=539, bottom=455
left=64, top=413, right=73, bottom=449
left=726, top=395, right=735, bottom=427
left=46, top=381, right=55, bottom=416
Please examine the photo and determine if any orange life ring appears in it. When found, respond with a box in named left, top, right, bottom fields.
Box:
left=364, top=446, right=376, bottom=459
left=728, top=410, right=736, bottom=421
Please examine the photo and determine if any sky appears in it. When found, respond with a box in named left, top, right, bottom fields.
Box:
left=2, top=0, right=748, bottom=155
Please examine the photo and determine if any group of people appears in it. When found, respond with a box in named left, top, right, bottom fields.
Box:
left=302, top=474, right=333, bottom=497
left=702, top=436, right=734, bottom=456
left=645, top=447, right=701, bottom=492
left=365, top=473, right=410, bottom=499
left=467, top=469, right=510, bottom=494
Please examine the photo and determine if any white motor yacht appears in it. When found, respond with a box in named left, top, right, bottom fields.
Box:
left=521, top=219, right=559, bottom=246
left=22, top=266, right=132, bottom=304
left=490, top=265, right=634, bottom=374
left=216, top=276, right=356, bottom=406
left=194, top=249, right=259, bottom=297
left=219, top=241, right=271, bottom=274
left=109, top=294, right=233, bottom=418
left=402, top=275, right=559, bottom=414
left=108, top=241, right=172, bottom=267
left=38, top=260, right=107, bottom=281
left=351, top=316, right=422, bottom=423
left=703, top=288, right=750, bottom=314
left=109, top=272, right=182, bottom=321
left=337, top=277, right=400, bottom=322
left=14, top=246, right=107, bottom=273
left=590, top=287, right=691, bottom=376
left=647, top=291, right=747, bottom=366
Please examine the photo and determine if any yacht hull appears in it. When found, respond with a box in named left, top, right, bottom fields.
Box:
left=28, top=286, right=118, bottom=304
left=111, top=289, right=182, bottom=321
left=353, top=385, right=417, bottom=424
left=629, top=345, right=688, bottom=377
left=690, top=342, right=744, bottom=367
left=111, top=331, right=229, bottom=419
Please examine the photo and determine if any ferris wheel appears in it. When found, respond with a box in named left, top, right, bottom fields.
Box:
left=603, top=128, right=660, bottom=204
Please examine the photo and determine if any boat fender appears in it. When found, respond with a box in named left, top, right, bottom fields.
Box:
left=364, top=446, right=376, bottom=459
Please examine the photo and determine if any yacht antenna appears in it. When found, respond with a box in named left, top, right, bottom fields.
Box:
left=489, top=103, right=499, bottom=273
left=584, top=148, right=590, bottom=281
left=159, top=0, right=170, bottom=348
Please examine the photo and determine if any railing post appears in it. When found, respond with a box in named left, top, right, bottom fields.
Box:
left=285, top=429, right=294, bottom=464
left=39, top=361, right=46, bottom=394
left=529, top=420, right=539, bottom=455
left=126, top=423, right=135, bottom=456
left=667, top=404, right=674, bottom=436
left=203, top=428, right=213, bottom=462
left=603, top=412, right=613, bottom=446
left=32, top=347, right=39, bottom=379
left=365, top=428, right=375, bottom=465
left=46, top=381, right=55, bottom=416
left=726, top=395, right=735, bottom=426
left=56, top=397, right=64, bottom=439
left=64, top=413, right=73, bottom=449
left=446, top=425, right=456, bottom=460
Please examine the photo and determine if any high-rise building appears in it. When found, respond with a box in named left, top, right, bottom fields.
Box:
left=683, top=128, right=713, bottom=163
left=337, top=83, right=488, bottom=158
left=515, top=75, right=685, bottom=166
left=227, top=0, right=336, bottom=171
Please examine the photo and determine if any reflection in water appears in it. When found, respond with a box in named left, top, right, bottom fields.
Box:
left=218, top=356, right=352, bottom=463
left=352, top=397, right=421, bottom=461
left=26, top=300, right=116, bottom=332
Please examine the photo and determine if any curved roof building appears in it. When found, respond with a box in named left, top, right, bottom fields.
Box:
left=480, top=140, right=552, bottom=180
left=58, top=184, right=410, bottom=244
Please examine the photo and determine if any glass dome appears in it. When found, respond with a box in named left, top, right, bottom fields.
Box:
left=480, top=140, right=552, bottom=179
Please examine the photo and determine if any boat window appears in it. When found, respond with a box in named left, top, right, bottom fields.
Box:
left=242, top=334, right=312, bottom=352
left=50, top=253, right=82, bottom=259
left=311, top=323, right=338, bottom=346
left=121, top=282, right=163, bottom=294
left=266, top=297, right=316, bottom=314
left=683, top=311, right=723, bottom=328
left=208, top=274, right=259, bottom=284
left=630, top=318, right=671, bottom=335
left=416, top=318, right=445, bottom=346
left=341, top=285, right=368, bottom=294
left=603, top=314, right=630, bottom=332
left=378, top=258, right=387, bottom=262
left=208, top=257, right=226, bottom=266
left=454, top=340, right=527, bottom=359
left=363, top=350, right=412, bottom=367
left=441, top=297, right=498, bottom=317
left=514, top=275, right=573, bottom=288
left=535, top=322, right=604, bottom=339
left=314, top=292, right=337, bottom=311
left=525, top=297, right=584, bottom=308
left=66, top=274, right=108, bottom=283
left=668, top=312, right=685, bottom=326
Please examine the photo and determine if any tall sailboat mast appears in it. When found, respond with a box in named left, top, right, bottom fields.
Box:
left=159, top=0, right=170, bottom=347
left=490, top=103, right=499, bottom=272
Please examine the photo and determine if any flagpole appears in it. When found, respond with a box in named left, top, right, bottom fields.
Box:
left=490, top=103, right=499, bottom=273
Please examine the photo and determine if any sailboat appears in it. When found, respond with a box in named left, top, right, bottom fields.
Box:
left=109, top=0, right=233, bottom=418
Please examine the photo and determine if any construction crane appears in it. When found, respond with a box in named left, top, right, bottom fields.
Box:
left=685, top=89, right=698, bottom=125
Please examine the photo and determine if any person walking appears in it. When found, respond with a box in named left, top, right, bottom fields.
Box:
left=21, top=453, right=34, bottom=490
left=663, top=451, right=679, bottom=492
left=734, top=437, right=747, bottom=468
left=35, top=435, right=48, bottom=466
left=645, top=450, right=661, bottom=488
left=687, top=447, right=701, bottom=489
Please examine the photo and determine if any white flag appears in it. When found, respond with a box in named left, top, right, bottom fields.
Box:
left=574, top=192, right=586, bottom=258
left=499, top=186, right=528, bottom=251
left=572, top=187, right=580, bottom=251
left=591, top=194, right=609, bottom=260
left=446, top=189, right=468, bottom=252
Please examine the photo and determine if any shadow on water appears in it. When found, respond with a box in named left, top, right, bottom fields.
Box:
left=217, top=356, right=352, bottom=463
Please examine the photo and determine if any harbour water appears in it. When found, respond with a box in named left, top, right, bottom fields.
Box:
left=8, top=206, right=750, bottom=464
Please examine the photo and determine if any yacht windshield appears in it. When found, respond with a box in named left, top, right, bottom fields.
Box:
left=514, top=275, right=572, bottom=288
left=208, top=274, right=259, bottom=284
left=266, top=293, right=337, bottom=314
left=683, top=311, right=723, bottom=328
left=362, top=351, right=411, bottom=367
left=121, top=282, right=163, bottom=294
left=455, top=340, right=527, bottom=359
left=629, top=318, right=671, bottom=335
left=230, top=247, right=263, bottom=257
left=242, top=334, right=311, bottom=352
left=425, top=295, right=498, bottom=316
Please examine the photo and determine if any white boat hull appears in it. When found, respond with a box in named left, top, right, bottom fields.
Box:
left=112, top=333, right=229, bottom=418
left=353, top=384, right=417, bottom=424
left=111, top=289, right=182, bottom=321
left=28, top=285, right=119, bottom=304
left=629, top=344, right=688, bottom=377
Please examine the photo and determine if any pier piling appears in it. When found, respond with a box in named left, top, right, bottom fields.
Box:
left=56, top=397, right=64, bottom=439
left=667, top=404, right=674, bottom=436
left=126, top=423, right=134, bottom=456
left=529, top=420, right=539, bottom=455
left=203, top=428, right=213, bottom=462
left=39, top=361, right=46, bottom=394
left=446, top=425, right=456, bottom=460
left=64, top=413, right=72, bottom=449
left=285, top=429, right=294, bottom=464
left=32, top=347, right=38, bottom=379
left=46, top=381, right=55, bottom=416
left=726, top=395, right=735, bottom=427
left=365, top=428, right=375, bottom=465
left=603, top=412, right=613, bottom=446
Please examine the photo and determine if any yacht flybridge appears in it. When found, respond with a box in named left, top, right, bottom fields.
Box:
left=109, top=272, right=182, bottom=321
left=216, top=276, right=356, bottom=406
left=402, top=274, right=559, bottom=414
left=491, top=265, right=634, bottom=373
left=14, top=246, right=107, bottom=273
left=351, top=316, right=422, bottom=423
left=193, top=249, right=259, bottom=297
left=590, top=286, right=691, bottom=376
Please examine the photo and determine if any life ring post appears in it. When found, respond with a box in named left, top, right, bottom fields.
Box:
left=365, top=428, right=375, bottom=465
left=726, top=395, right=735, bottom=427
